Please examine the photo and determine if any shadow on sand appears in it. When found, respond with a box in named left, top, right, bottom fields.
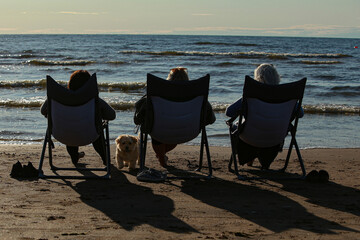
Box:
left=64, top=165, right=196, bottom=234
left=177, top=172, right=358, bottom=234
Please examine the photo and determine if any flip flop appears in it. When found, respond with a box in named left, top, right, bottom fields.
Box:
left=137, top=168, right=167, bottom=182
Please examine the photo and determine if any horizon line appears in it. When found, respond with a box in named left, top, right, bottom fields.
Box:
left=0, top=33, right=359, bottom=39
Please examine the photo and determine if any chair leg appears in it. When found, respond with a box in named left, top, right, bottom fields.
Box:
left=228, top=132, right=240, bottom=177
left=203, top=129, right=212, bottom=177
left=293, top=138, right=306, bottom=178
left=104, top=123, right=111, bottom=178
left=38, top=132, right=48, bottom=178
left=281, top=136, right=295, bottom=172
left=139, top=131, right=148, bottom=171
left=47, top=135, right=55, bottom=170
left=39, top=126, right=111, bottom=179
left=197, top=130, right=205, bottom=171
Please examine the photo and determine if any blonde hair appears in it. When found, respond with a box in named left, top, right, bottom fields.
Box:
left=167, top=67, right=189, bottom=82
left=254, top=63, right=280, bottom=85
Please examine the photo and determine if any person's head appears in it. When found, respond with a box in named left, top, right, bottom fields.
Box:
left=254, top=63, right=280, bottom=85
left=68, top=70, right=91, bottom=90
left=167, top=67, right=189, bottom=82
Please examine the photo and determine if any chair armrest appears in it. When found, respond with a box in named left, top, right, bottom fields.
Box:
left=102, top=120, right=109, bottom=128
left=226, top=115, right=238, bottom=126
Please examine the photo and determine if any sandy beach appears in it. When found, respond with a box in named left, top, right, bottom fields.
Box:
left=0, top=144, right=359, bottom=239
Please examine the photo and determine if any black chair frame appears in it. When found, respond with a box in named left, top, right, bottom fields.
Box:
left=38, top=121, right=111, bottom=179
left=138, top=74, right=212, bottom=179
left=226, top=76, right=307, bottom=180
left=38, top=75, right=111, bottom=179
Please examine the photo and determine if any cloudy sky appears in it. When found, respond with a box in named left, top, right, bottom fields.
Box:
left=1, top=0, right=359, bottom=38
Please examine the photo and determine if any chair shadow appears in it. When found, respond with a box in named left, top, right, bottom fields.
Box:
left=63, top=165, right=197, bottom=233
left=164, top=163, right=212, bottom=179
left=178, top=176, right=358, bottom=234
left=253, top=171, right=360, bottom=218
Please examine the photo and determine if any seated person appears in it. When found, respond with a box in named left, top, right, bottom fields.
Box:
left=226, top=63, right=303, bottom=169
left=134, top=67, right=216, bottom=167
left=40, top=70, right=116, bottom=165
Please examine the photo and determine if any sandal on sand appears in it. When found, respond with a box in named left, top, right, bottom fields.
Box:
left=10, top=161, right=39, bottom=179
left=137, top=168, right=167, bottom=183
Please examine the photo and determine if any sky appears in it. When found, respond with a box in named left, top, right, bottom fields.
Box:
left=0, top=0, right=359, bottom=38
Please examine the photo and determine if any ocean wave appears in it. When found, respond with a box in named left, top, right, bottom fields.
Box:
left=0, top=80, right=146, bottom=92
left=313, top=86, right=360, bottom=97
left=0, top=138, right=43, bottom=143
left=0, top=79, right=48, bottom=89
left=98, top=82, right=146, bottom=92
left=315, top=75, right=337, bottom=80
left=301, top=60, right=342, bottom=65
left=106, top=61, right=127, bottom=65
left=215, top=62, right=245, bottom=67
left=0, top=54, right=35, bottom=59
left=211, top=103, right=359, bottom=115
left=302, top=104, right=359, bottom=115
left=194, top=41, right=257, bottom=47
left=0, top=100, right=43, bottom=108
left=26, top=59, right=95, bottom=66
left=331, top=86, right=360, bottom=91
left=318, top=91, right=360, bottom=97
left=0, top=99, right=138, bottom=111
left=109, top=101, right=135, bottom=111
left=0, top=99, right=358, bottom=115
left=0, top=130, right=25, bottom=136
left=120, top=50, right=351, bottom=60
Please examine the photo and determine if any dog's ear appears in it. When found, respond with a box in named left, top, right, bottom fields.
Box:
left=115, top=136, right=122, bottom=144
left=130, top=135, right=138, bottom=143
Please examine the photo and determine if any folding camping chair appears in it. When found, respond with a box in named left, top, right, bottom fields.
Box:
left=226, top=75, right=307, bottom=180
left=138, top=73, right=213, bottom=180
left=38, top=74, right=111, bottom=179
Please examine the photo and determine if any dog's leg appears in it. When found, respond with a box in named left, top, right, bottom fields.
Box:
left=129, top=161, right=136, bottom=170
left=116, top=149, right=124, bottom=169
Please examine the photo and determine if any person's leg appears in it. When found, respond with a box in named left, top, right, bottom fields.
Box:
left=165, top=144, right=177, bottom=154
left=152, top=143, right=167, bottom=167
left=258, top=145, right=279, bottom=170
left=92, top=137, right=107, bottom=165
left=236, top=139, right=257, bottom=165
left=151, top=138, right=178, bottom=167
left=66, top=146, right=84, bottom=165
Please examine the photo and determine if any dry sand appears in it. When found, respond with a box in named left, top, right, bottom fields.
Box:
left=0, top=144, right=359, bottom=239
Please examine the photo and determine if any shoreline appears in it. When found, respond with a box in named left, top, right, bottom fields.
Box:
left=1, top=144, right=359, bottom=239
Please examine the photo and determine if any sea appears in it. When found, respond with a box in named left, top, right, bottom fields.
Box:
left=0, top=34, right=359, bottom=148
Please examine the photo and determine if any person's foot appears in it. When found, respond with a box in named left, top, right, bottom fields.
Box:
left=78, top=152, right=85, bottom=159
left=71, top=152, right=85, bottom=165
left=157, top=155, right=168, bottom=168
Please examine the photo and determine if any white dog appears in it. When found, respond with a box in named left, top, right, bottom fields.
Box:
left=115, top=134, right=139, bottom=170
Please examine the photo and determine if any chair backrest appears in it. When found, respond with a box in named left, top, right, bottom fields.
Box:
left=239, top=75, right=306, bottom=148
left=146, top=73, right=210, bottom=144
left=46, top=74, right=101, bottom=146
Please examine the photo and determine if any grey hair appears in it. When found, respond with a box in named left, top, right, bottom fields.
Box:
left=254, top=63, right=280, bottom=85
